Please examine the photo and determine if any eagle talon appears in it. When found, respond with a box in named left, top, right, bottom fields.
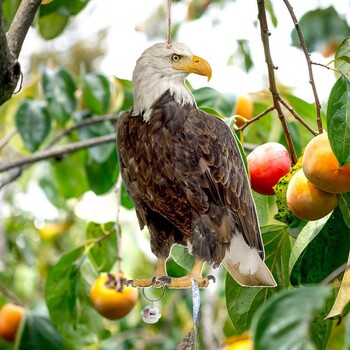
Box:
left=125, top=279, right=134, bottom=287
left=207, top=275, right=216, bottom=283
left=156, top=276, right=172, bottom=286
left=151, top=277, right=164, bottom=287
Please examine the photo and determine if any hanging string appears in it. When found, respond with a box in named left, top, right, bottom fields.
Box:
left=166, top=0, right=172, bottom=48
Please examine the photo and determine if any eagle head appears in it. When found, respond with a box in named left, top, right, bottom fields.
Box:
left=132, top=42, right=212, bottom=121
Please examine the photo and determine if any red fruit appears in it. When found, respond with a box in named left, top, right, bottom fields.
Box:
left=247, top=142, right=291, bottom=195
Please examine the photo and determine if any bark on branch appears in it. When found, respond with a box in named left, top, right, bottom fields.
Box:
left=0, top=134, right=117, bottom=173
left=257, top=0, right=298, bottom=164
left=0, top=0, right=42, bottom=106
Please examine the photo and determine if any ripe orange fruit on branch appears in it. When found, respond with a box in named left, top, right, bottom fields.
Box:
left=286, top=169, right=338, bottom=221
left=0, top=303, right=25, bottom=342
left=302, top=132, right=350, bottom=194
left=222, top=334, right=253, bottom=350
left=247, top=142, right=291, bottom=195
left=234, top=94, right=253, bottom=127
left=90, top=273, right=138, bottom=320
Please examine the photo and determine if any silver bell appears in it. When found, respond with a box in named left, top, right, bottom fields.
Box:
left=141, top=304, right=161, bottom=324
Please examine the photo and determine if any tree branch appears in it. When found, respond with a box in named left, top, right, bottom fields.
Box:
left=0, top=134, right=116, bottom=173
left=0, top=0, right=41, bottom=106
left=257, top=0, right=298, bottom=164
left=0, top=129, right=17, bottom=150
left=7, top=0, right=42, bottom=59
left=0, top=114, right=120, bottom=188
left=278, top=97, right=318, bottom=136
left=236, top=105, right=275, bottom=131
left=47, top=114, right=119, bottom=148
left=283, top=0, right=323, bottom=134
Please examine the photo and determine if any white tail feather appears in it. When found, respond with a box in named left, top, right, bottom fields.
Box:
left=222, top=234, right=276, bottom=287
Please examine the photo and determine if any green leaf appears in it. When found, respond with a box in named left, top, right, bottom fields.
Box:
left=2, top=0, right=21, bottom=30
left=335, top=55, right=350, bottom=65
left=252, top=192, right=270, bottom=226
left=38, top=164, right=69, bottom=208
left=121, top=184, right=134, bottom=209
left=37, top=0, right=89, bottom=40
left=16, top=312, right=64, bottom=350
left=251, top=286, right=332, bottom=350
left=345, top=314, right=350, bottom=350
left=85, top=150, right=119, bottom=195
left=198, top=106, right=225, bottom=118
left=265, top=0, right=278, bottom=27
left=116, top=78, right=133, bottom=112
left=335, top=37, right=350, bottom=79
left=15, top=99, right=51, bottom=152
left=225, top=278, right=270, bottom=335
left=38, top=12, right=69, bottom=40
left=283, top=93, right=326, bottom=122
left=39, top=0, right=90, bottom=17
left=45, top=247, right=103, bottom=345
left=42, top=68, right=76, bottom=125
left=261, top=224, right=292, bottom=289
left=237, top=39, right=253, bottom=72
left=49, top=151, right=89, bottom=199
left=326, top=252, right=350, bottom=320
left=291, top=7, right=350, bottom=52
left=290, top=207, right=350, bottom=285
left=171, top=245, right=194, bottom=272
left=327, top=75, right=350, bottom=165
left=226, top=224, right=291, bottom=334
left=82, top=73, right=111, bottom=115
left=86, top=222, right=117, bottom=273
left=339, top=193, right=350, bottom=229
left=78, top=118, right=114, bottom=163
left=192, top=87, right=235, bottom=117
left=282, top=93, right=326, bottom=157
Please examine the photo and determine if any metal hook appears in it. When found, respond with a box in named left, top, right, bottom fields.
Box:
left=142, top=286, right=166, bottom=303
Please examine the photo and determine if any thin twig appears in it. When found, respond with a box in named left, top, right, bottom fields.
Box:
left=236, top=105, right=275, bottom=131
left=278, top=97, right=318, bottom=136
left=257, top=0, right=298, bottom=164
left=166, top=0, right=172, bottom=48
left=0, top=134, right=116, bottom=173
left=322, top=262, right=350, bottom=286
left=283, top=0, right=323, bottom=134
left=47, top=114, right=119, bottom=148
left=0, top=282, right=24, bottom=307
left=0, top=129, right=17, bottom=150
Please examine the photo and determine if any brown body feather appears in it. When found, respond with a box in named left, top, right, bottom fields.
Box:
left=117, top=90, right=263, bottom=269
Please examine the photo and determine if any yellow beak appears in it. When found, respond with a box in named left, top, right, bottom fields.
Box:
left=172, top=55, right=212, bottom=81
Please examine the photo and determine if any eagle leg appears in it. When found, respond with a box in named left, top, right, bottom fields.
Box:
left=125, top=257, right=168, bottom=288
left=156, top=259, right=215, bottom=289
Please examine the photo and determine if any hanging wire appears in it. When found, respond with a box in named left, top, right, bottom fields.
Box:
left=114, top=171, right=123, bottom=290
left=166, top=0, right=172, bottom=48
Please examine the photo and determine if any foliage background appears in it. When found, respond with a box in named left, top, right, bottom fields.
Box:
left=1, top=0, right=350, bottom=349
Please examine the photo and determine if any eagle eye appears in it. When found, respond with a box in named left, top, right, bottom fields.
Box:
left=170, top=54, right=182, bottom=62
